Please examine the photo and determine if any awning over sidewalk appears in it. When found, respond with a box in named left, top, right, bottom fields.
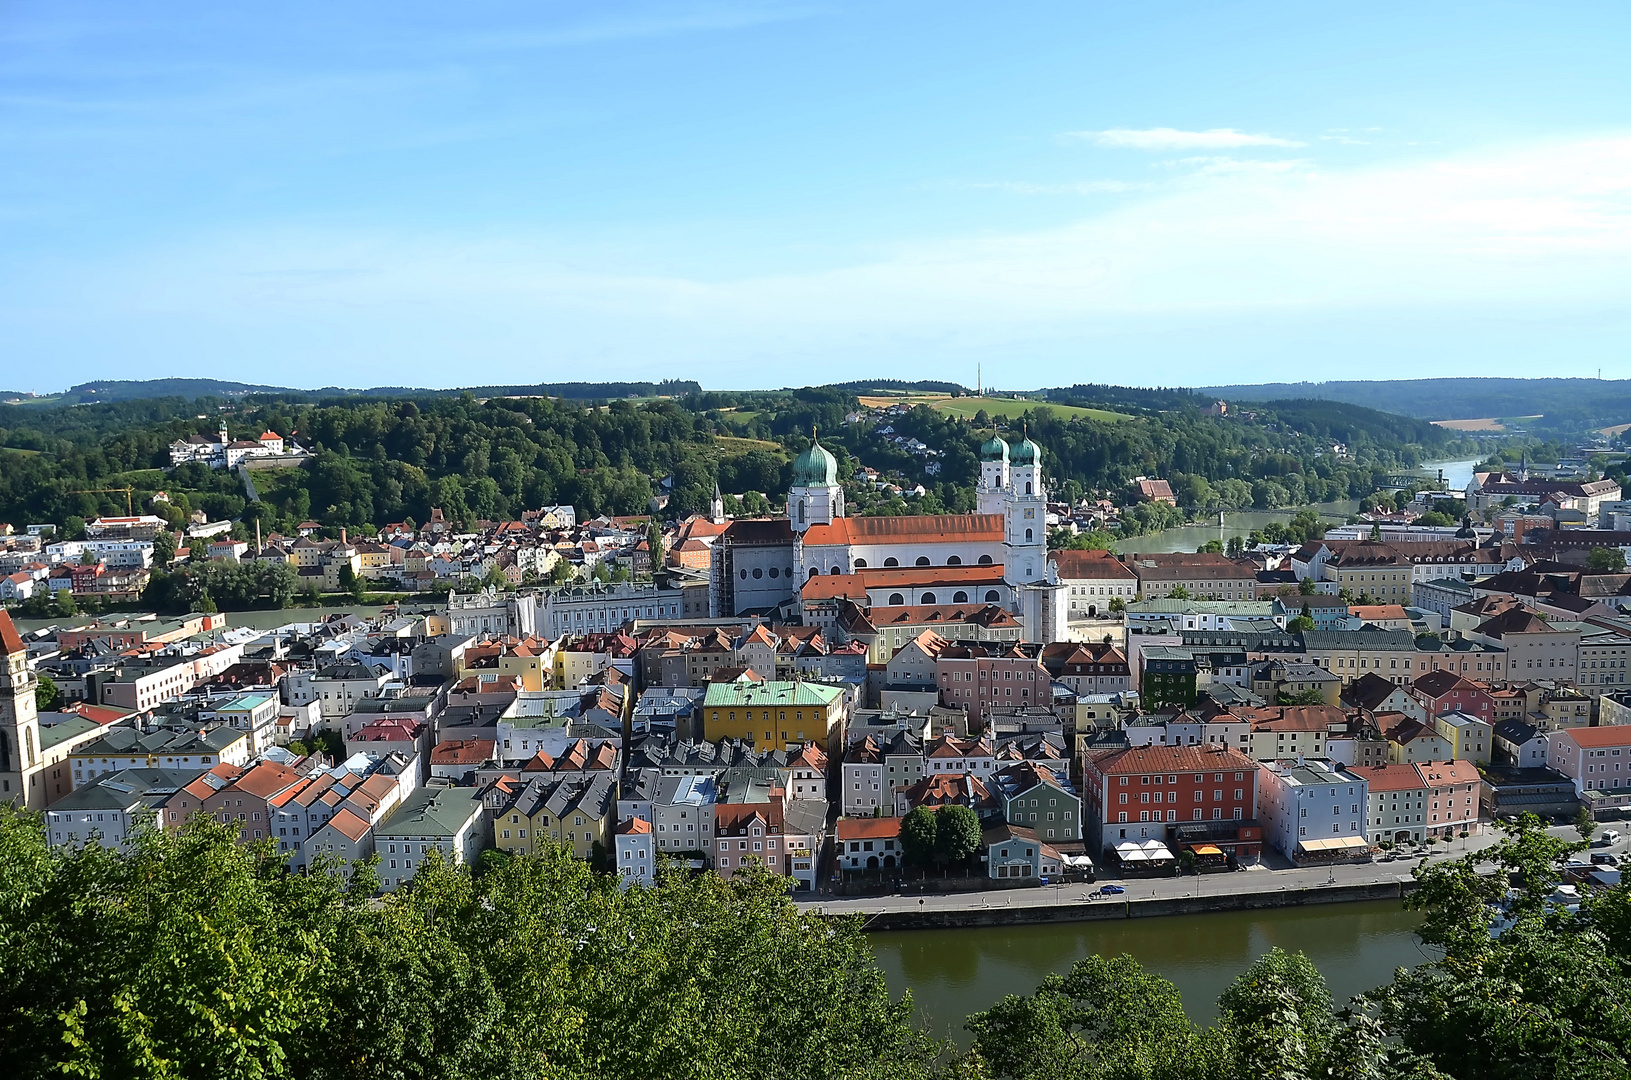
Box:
left=1189, top=844, right=1224, bottom=856
left=1296, top=836, right=1369, bottom=855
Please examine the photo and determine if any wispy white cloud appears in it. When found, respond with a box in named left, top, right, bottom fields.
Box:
left=1075, top=126, right=1306, bottom=150
left=1164, top=156, right=1314, bottom=176
left=960, top=180, right=1140, bottom=195
left=7, top=135, right=1631, bottom=383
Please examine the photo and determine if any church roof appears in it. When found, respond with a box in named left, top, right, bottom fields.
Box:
left=1010, top=437, right=1042, bottom=466
left=800, top=514, right=1005, bottom=547
left=0, top=610, right=24, bottom=656
left=791, top=438, right=838, bottom=487
left=980, top=436, right=1009, bottom=462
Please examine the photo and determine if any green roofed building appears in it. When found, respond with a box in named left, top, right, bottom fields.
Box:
left=701, top=680, right=848, bottom=754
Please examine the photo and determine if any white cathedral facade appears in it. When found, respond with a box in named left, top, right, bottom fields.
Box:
left=710, top=434, right=1065, bottom=641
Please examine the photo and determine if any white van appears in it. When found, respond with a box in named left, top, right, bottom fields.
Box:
left=1600, top=829, right=1622, bottom=846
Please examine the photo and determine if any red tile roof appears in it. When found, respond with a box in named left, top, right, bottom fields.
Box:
left=1555, top=726, right=1631, bottom=749
left=836, top=817, right=903, bottom=841
left=0, top=610, right=23, bottom=656
left=1086, top=743, right=1257, bottom=775
left=801, top=514, right=1005, bottom=547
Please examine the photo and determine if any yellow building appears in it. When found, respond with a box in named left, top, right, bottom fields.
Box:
left=1431, top=711, right=1492, bottom=763
left=1324, top=544, right=1412, bottom=602
left=498, top=639, right=554, bottom=692
left=493, top=774, right=617, bottom=860
left=354, top=542, right=395, bottom=580
left=701, top=681, right=847, bottom=753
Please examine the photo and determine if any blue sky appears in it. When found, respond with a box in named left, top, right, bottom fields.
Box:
left=3, top=1, right=1630, bottom=392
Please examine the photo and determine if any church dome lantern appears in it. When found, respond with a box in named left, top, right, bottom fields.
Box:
left=979, top=436, right=1010, bottom=462
left=1010, top=437, right=1042, bottom=467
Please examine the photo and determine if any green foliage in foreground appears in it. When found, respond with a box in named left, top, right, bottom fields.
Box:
left=3, top=811, right=1630, bottom=1080
left=0, top=808, right=933, bottom=1080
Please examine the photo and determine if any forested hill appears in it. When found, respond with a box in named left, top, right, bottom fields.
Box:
left=1198, top=377, right=1631, bottom=429
left=0, top=385, right=1478, bottom=538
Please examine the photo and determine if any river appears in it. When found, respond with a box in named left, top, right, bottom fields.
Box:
left=1125, top=458, right=1483, bottom=555
left=866, top=900, right=1431, bottom=1042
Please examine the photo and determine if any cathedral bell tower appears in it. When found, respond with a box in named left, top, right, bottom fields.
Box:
left=787, top=432, right=842, bottom=535
left=1004, top=431, right=1047, bottom=582
left=976, top=435, right=1010, bottom=516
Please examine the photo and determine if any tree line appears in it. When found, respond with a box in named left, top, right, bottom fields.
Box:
left=0, top=809, right=1625, bottom=1079
left=0, top=385, right=1479, bottom=543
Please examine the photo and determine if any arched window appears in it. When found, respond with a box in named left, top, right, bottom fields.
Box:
left=808, top=568, right=818, bottom=580
left=920, top=592, right=937, bottom=605
left=1025, top=482, right=1033, bottom=495
left=947, top=555, right=962, bottom=565
left=915, top=556, right=930, bottom=567
left=1025, top=528, right=1033, bottom=543
left=985, top=590, right=1001, bottom=602
left=854, top=559, right=867, bottom=568
left=953, top=591, right=969, bottom=603
left=884, top=557, right=899, bottom=567
left=799, top=501, right=806, bottom=525
left=978, top=555, right=993, bottom=566
left=888, top=593, right=904, bottom=606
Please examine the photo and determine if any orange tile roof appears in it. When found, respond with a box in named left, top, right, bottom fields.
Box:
left=836, top=817, right=903, bottom=841
left=1349, top=763, right=1427, bottom=792
left=1555, top=726, right=1631, bottom=749
left=0, top=610, right=24, bottom=656
left=617, top=817, right=653, bottom=835
left=1086, top=743, right=1257, bottom=775
left=801, top=514, right=1005, bottom=547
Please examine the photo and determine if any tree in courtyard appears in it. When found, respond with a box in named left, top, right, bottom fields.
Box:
left=899, top=806, right=937, bottom=867
left=1168, top=585, right=1191, bottom=601
left=1576, top=804, right=1597, bottom=845
left=933, top=806, right=982, bottom=868
left=1588, top=546, right=1628, bottom=572
left=1107, top=596, right=1125, bottom=613
left=1299, top=576, right=1317, bottom=595
left=34, top=674, right=59, bottom=713
left=151, top=530, right=176, bottom=567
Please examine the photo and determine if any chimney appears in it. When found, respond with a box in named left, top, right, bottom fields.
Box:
left=340, top=527, right=347, bottom=545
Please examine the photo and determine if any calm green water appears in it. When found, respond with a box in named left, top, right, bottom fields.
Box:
left=867, top=900, right=1431, bottom=1042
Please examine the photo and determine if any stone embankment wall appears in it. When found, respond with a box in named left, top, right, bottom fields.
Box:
left=844, top=880, right=1418, bottom=931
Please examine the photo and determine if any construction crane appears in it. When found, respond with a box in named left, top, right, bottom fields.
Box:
left=68, top=486, right=135, bottom=515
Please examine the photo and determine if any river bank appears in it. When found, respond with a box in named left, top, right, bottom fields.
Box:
left=832, top=878, right=1415, bottom=931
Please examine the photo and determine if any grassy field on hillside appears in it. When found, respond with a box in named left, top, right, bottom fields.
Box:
left=713, top=435, right=786, bottom=455
left=1431, top=414, right=1543, bottom=432
left=858, top=392, right=1127, bottom=423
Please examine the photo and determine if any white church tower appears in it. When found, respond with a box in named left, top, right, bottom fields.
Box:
left=788, top=433, right=842, bottom=535
left=976, top=435, right=1010, bottom=515
left=1002, top=433, right=1047, bottom=583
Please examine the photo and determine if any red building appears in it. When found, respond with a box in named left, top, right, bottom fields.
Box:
left=934, top=641, right=1052, bottom=723
left=1081, top=743, right=1258, bottom=853
left=1409, top=671, right=1496, bottom=720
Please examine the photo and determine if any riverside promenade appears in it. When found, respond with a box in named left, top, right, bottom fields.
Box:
left=799, top=824, right=1617, bottom=930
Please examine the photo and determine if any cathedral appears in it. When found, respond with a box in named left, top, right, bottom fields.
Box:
left=708, top=434, right=1064, bottom=641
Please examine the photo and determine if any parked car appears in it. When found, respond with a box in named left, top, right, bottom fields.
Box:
left=1098, top=884, right=1126, bottom=895
left=1592, top=853, right=1620, bottom=867
left=1601, top=830, right=1623, bottom=846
